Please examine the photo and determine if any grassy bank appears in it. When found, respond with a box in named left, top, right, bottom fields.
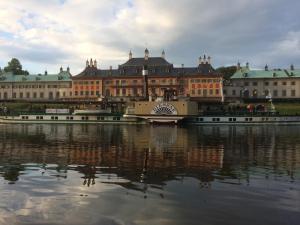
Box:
left=273, top=103, right=300, bottom=115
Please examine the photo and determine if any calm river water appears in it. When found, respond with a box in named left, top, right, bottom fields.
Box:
left=0, top=124, right=299, bottom=225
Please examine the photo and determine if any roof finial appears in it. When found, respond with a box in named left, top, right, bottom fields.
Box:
left=246, top=62, right=249, bottom=69
left=90, top=58, right=93, bottom=67
left=291, top=64, right=294, bottom=71
left=265, top=64, right=268, bottom=71
left=86, top=59, right=89, bottom=67
left=129, top=50, right=132, bottom=59
left=145, top=48, right=149, bottom=60
left=162, top=50, right=165, bottom=59
left=237, top=61, right=241, bottom=70
left=60, top=66, right=63, bottom=72
left=94, top=59, right=97, bottom=68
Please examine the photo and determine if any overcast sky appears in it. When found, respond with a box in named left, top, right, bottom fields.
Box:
left=0, top=0, right=300, bottom=74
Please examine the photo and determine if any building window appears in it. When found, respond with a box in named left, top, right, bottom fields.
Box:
left=215, top=89, right=219, bottom=95
left=80, top=91, right=84, bottom=96
left=13, top=93, right=16, bottom=99
left=116, top=89, right=120, bottom=96
left=282, top=82, right=287, bottom=85
left=20, top=93, right=23, bottom=98
left=133, top=80, right=138, bottom=84
left=252, top=82, right=258, bottom=86
left=122, top=88, right=126, bottom=95
left=232, top=90, right=236, bottom=96
left=273, top=90, right=278, bottom=97
left=291, top=81, right=296, bottom=85
left=264, top=82, right=269, bottom=86
left=291, top=90, right=296, bottom=97
left=264, top=90, right=269, bottom=96
left=40, top=92, right=44, bottom=98
left=75, top=91, right=78, bottom=96
left=209, top=89, right=213, bottom=95
left=91, top=91, right=94, bottom=95
left=244, top=82, right=249, bottom=86
left=33, top=92, right=37, bottom=98
left=85, top=91, right=89, bottom=96
left=273, top=82, right=278, bottom=86
left=133, top=88, right=138, bottom=95
left=282, top=90, right=287, bottom=97
left=191, top=90, right=195, bottom=95
left=96, top=91, right=99, bottom=96
left=26, top=92, right=30, bottom=98
left=197, top=89, right=201, bottom=95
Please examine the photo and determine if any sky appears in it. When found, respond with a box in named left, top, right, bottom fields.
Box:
left=0, top=0, right=300, bottom=74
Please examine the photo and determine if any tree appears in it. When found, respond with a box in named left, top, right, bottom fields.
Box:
left=4, top=58, right=29, bottom=75
left=216, top=66, right=237, bottom=80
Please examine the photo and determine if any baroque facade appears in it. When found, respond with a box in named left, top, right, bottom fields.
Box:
left=72, top=49, right=223, bottom=102
left=225, top=63, right=300, bottom=101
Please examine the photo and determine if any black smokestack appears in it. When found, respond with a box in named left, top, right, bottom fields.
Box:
left=142, top=65, right=149, bottom=99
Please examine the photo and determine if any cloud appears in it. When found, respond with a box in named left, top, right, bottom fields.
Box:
left=0, top=0, right=300, bottom=74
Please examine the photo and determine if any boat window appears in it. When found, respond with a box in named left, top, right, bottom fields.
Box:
left=66, top=117, right=69, bottom=120
left=245, top=118, right=248, bottom=121
left=249, top=118, right=253, bottom=121
left=55, top=117, right=58, bottom=120
left=70, top=117, right=73, bottom=120
left=229, top=118, right=232, bottom=122
left=217, top=118, right=220, bottom=122
left=81, top=117, right=85, bottom=120
left=51, top=116, right=54, bottom=120
left=233, top=118, right=236, bottom=122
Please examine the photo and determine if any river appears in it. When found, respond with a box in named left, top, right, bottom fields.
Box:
left=0, top=124, right=299, bottom=225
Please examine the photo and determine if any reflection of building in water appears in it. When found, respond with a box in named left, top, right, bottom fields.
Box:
left=1, top=124, right=299, bottom=188
left=0, top=124, right=224, bottom=187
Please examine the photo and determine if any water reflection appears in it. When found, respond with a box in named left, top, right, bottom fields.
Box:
left=0, top=124, right=299, bottom=225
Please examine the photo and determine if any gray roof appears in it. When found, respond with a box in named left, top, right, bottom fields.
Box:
left=120, top=57, right=172, bottom=67
left=0, top=71, right=72, bottom=83
left=73, top=57, right=218, bottom=79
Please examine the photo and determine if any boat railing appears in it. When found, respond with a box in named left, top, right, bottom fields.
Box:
left=200, top=111, right=282, bottom=117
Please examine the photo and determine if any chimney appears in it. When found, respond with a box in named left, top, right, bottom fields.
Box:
left=291, top=64, right=294, bottom=71
left=199, top=56, right=203, bottom=65
left=203, top=54, right=207, bottom=64
left=144, top=48, right=149, bottom=60
left=94, top=60, right=97, bottom=68
left=162, top=50, right=165, bottom=59
left=129, top=50, right=132, bottom=59
left=207, top=56, right=211, bottom=64
left=265, top=64, right=268, bottom=71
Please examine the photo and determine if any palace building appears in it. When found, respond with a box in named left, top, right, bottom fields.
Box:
left=225, top=63, right=300, bottom=101
left=72, top=49, right=223, bottom=102
left=0, top=67, right=72, bottom=101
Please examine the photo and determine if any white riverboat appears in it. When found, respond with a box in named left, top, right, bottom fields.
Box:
left=0, top=111, right=142, bottom=124
left=185, top=115, right=300, bottom=125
